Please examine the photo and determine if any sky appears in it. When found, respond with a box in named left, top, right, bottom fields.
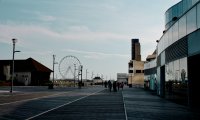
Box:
left=0, top=0, right=181, bottom=80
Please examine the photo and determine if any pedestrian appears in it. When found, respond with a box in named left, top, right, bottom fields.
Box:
left=113, top=81, right=117, bottom=92
left=108, top=80, right=112, bottom=92
left=121, top=82, right=124, bottom=90
left=104, top=81, right=108, bottom=88
left=117, top=82, right=120, bottom=91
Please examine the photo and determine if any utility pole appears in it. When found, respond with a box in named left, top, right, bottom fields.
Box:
left=86, top=69, right=89, bottom=81
left=80, top=65, right=83, bottom=89
left=91, top=71, right=94, bottom=80
left=74, top=64, right=76, bottom=87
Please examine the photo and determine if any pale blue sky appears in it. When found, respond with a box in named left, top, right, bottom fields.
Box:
left=0, top=0, right=181, bottom=80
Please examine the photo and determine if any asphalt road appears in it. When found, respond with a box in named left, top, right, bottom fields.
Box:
left=0, top=86, right=200, bottom=120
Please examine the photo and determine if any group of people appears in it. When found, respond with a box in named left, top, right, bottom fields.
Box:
left=104, top=80, right=124, bottom=92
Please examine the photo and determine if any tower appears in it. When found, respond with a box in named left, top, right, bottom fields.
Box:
left=131, top=39, right=141, bottom=61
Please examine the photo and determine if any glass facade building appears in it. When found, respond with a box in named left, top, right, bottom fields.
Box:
left=165, top=0, right=200, bottom=29
left=157, top=0, right=200, bottom=108
left=144, top=59, right=157, bottom=91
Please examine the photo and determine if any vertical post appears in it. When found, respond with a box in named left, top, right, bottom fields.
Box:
left=10, top=40, right=15, bottom=93
left=81, top=65, right=83, bottom=88
left=86, top=69, right=88, bottom=81
left=74, top=64, right=76, bottom=87
left=53, top=55, right=55, bottom=88
left=10, top=38, right=18, bottom=93
left=91, top=71, right=94, bottom=80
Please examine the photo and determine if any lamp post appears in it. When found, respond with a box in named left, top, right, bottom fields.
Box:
left=10, top=38, right=20, bottom=93
left=52, top=55, right=58, bottom=88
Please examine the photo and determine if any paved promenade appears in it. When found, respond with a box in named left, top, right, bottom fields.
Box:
left=0, top=86, right=199, bottom=120
left=123, top=87, right=200, bottom=120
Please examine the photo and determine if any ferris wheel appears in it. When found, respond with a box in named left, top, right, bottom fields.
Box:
left=59, top=55, right=81, bottom=79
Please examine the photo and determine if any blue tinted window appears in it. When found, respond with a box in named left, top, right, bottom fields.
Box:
left=187, top=6, right=197, bottom=34
left=177, top=2, right=183, bottom=17
left=197, top=3, right=200, bottom=28
left=188, top=29, right=200, bottom=56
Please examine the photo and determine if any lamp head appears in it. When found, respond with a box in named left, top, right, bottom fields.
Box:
left=12, top=38, right=17, bottom=43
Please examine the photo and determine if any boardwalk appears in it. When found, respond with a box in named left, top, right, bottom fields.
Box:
left=0, top=86, right=199, bottom=120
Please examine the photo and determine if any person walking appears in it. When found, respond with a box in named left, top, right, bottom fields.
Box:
left=108, top=80, right=112, bottom=92
left=113, top=81, right=117, bottom=92
left=117, top=82, right=120, bottom=91
left=104, top=81, right=108, bottom=88
left=120, top=82, right=124, bottom=90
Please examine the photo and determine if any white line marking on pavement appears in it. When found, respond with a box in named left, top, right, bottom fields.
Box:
left=0, top=91, right=72, bottom=106
left=25, top=89, right=104, bottom=120
left=122, top=91, right=128, bottom=120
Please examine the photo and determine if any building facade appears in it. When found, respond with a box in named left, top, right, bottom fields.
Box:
left=117, top=73, right=128, bottom=84
left=0, top=58, right=52, bottom=86
left=128, top=60, right=144, bottom=87
left=131, top=39, right=141, bottom=61
left=92, top=76, right=103, bottom=85
left=156, top=0, right=200, bottom=107
left=128, top=39, right=144, bottom=87
left=144, top=51, right=157, bottom=91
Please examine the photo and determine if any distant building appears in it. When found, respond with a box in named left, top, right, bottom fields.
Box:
left=0, top=58, right=52, bottom=86
left=131, top=39, right=141, bottom=61
left=128, top=60, right=144, bottom=87
left=92, top=76, right=103, bottom=85
left=128, top=39, right=144, bottom=87
left=117, top=73, right=128, bottom=84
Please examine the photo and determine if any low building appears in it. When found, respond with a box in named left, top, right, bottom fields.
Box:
left=117, top=73, right=128, bottom=84
left=128, top=60, right=144, bottom=87
left=92, top=76, right=103, bottom=85
left=0, top=58, right=52, bottom=86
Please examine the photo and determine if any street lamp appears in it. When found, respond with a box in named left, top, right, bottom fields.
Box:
left=10, top=38, right=20, bottom=93
left=52, top=55, right=58, bottom=88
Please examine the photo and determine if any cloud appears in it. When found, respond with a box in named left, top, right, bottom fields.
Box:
left=22, top=50, right=53, bottom=56
left=0, top=24, right=130, bottom=45
left=39, top=15, right=57, bottom=22
left=21, top=10, right=57, bottom=22
left=35, top=11, right=57, bottom=22
left=63, top=49, right=129, bottom=59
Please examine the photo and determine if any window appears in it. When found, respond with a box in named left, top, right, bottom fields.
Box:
left=179, top=15, right=187, bottom=39
left=172, top=22, right=179, bottom=43
left=136, top=70, right=141, bottom=73
left=161, top=51, right=165, bottom=66
left=168, top=62, right=174, bottom=81
left=179, top=57, right=187, bottom=81
left=187, top=6, right=197, bottom=34
left=168, top=28, right=173, bottom=46
left=174, top=59, right=180, bottom=81
left=197, top=3, right=200, bottom=29
left=163, top=32, right=169, bottom=49
left=129, top=70, right=133, bottom=73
